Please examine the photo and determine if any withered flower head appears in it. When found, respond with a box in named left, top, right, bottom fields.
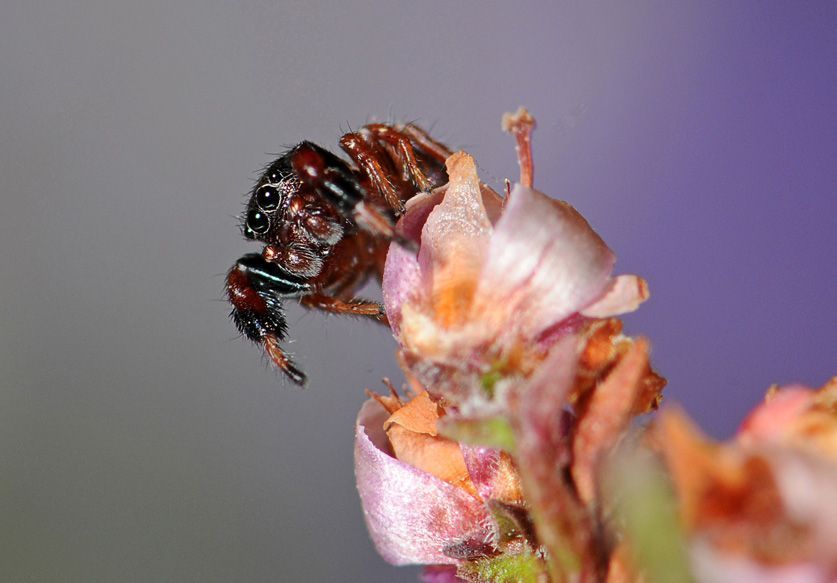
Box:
left=352, top=108, right=836, bottom=583
left=654, top=378, right=837, bottom=581
left=383, top=109, right=650, bottom=413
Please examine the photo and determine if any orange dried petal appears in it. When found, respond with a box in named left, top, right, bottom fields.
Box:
left=384, top=391, right=442, bottom=436
left=386, top=425, right=477, bottom=497
left=383, top=391, right=477, bottom=497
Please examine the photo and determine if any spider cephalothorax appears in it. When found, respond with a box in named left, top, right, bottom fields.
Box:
left=225, top=124, right=452, bottom=384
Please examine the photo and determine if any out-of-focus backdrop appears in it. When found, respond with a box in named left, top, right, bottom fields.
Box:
left=1, top=2, right=834, bottom=581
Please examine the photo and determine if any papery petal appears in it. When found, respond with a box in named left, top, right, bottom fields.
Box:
left=385, top=390, right=443, bottom=436
left=419, top=153, right=493, bottom=329
left=355, top=400, right=493, bottom=565
left=738, top=386, right=814, bottom=442
left=403, top=190, right=447, bottom=241
left=739, top=380, right=837, bottom=460
left=384, top=184, right=503, bottom=339
left=473, top=183, right=615, bottom=337
left=383, top=241, right=423, bottom=337
left=384, top=190, right=447, bottom=335
left=580, top=274, right=649, bottom=318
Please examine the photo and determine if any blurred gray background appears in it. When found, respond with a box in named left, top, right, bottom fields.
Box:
left=1, top=1, right=834, bottom=581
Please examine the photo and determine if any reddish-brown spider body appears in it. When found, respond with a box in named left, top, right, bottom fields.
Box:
left=225, top=124, right=452, bottom=384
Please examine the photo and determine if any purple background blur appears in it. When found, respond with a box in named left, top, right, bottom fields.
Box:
left=1, top=2, right=834, bottom=582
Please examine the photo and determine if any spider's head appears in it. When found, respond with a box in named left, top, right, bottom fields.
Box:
left=242, top=153, right=297, bottom=242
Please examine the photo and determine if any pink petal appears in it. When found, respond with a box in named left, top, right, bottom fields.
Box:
left=354, top=399, right=493, bottom=566
left=383, top=190, right=445, bottom=336
left=473, top=184, right=616, bottom=337
left=418, top=154, right=493, bottom=315
left=383, top=242, right=422, bottom=337
left=580, top=274, right=649, bottom=318
left=383, top=179, right=502, bottom=338
left=737, top=386, right=814, bottom=442
left=402, top=190, right=447, bottom=242
left=460, top=445, right=503, bottom=502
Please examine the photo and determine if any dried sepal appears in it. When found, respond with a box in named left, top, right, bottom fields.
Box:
left=572, top=320, right=666, bottom=416
left=572, top=339, right=652, bottom=505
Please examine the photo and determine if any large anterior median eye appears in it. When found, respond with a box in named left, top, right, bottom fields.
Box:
left=246, top=209, right=270, bottom=236
left=256, top=185, right=280, bottom=210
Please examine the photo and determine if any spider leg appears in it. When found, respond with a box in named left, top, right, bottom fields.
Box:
left=263, top=336, right=306, bottom=386
left=226, top=253, right=312, bottom=385
left=362, top=124, right=434, bottom=192
left=339, top=132, right=404, bottom=213
left=398, top=123, right=454, bottom=165
left=300, top=293, right=386, bottom=321
left=288, top=141, right=415, bottom=249
left=289, top=141, right=367, bottom=217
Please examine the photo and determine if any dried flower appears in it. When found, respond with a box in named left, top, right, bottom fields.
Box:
left=355, top=109, right=668, bottom=582
left=654, top=378, right=837, bottom=582
left=351, top=108, right=834, bottom=583
left=383, top=114, right=651, bottom=414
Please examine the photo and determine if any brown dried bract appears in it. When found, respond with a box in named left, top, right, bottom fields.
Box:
left=572, top=339, right=652, bottom=505
left=572, top=319, right=666, bottom=417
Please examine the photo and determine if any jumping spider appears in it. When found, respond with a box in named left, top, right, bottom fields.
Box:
left=225, top=123, right=452, bottom=385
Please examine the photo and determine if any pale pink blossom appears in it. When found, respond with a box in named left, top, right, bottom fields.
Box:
left=738, top=379, right=837, bottom=459
left=382, top=151, right=648, bottom=406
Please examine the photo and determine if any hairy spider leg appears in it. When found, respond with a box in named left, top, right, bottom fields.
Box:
left=360, top=124, right=435, bottom=192
left=399, top=124, right=454, bottom=165
left=339, top=132, right=404, bottom=213
left=300, top=294, right=386, bottom=319
left=287, top=141, right=416, bottom=249
left=226, top=253, right=312, bottom=385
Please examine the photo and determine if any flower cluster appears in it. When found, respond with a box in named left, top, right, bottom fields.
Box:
left=353, top=109, right=837, bottom=582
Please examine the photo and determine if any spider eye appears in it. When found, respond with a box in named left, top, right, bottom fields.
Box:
left=246, top=209, right=270, bottom=236
left=256, top=185, right=280, bottom=210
